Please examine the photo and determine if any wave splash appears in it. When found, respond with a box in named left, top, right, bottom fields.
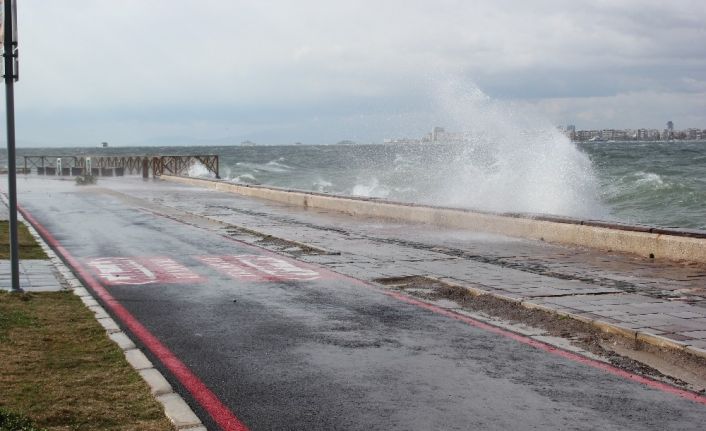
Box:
left=413, top=80, right=606, bottom=218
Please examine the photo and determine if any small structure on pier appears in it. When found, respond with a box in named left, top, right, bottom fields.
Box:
left=22, top=155, right=219, bottom=179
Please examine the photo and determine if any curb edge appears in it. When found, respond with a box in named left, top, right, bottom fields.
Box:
left=17, top=208, right=208, bottom=431
left=426, top=276, right=706, bottom=362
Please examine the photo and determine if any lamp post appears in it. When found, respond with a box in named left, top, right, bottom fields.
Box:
left=3, top=0, right=20, bottom=292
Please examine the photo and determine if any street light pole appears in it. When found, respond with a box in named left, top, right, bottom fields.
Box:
left=3, top=0, right=20, bottom=292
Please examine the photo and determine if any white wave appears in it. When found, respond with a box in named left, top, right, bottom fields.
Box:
left=187, top=161, right=215, bottom=178
left=231, top=173, right=258, bottom=184
left=265, top=159, right=293, bottom=170
left=420, top=78, right=606, bottom=218
left=633, top=171, right=665, bottom=187
left=235, top=160, right=292, bottom=173
left=351, top=178, right=390, bottom=198
left=312, top=178, right=333, bottom=192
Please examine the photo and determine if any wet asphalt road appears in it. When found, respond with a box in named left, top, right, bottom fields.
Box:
left=17, top=178, right=706, bottom=430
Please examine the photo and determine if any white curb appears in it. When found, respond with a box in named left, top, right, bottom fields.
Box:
left=18, top=208, right=210, bottom=430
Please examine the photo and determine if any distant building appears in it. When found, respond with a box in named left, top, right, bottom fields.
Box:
left=383, top=138, right=421, bottom=145
left=567, top=125, right=576, bottom=139
left=686, top=128, right=702, bottom=140
left=431, top=126, right=445, bottom=142
left=576, top=130, right=589, bottom=141
left=664, top=121, right=675, bottom=140
left=613, top=130, right=628, bottom=140
left=384, top=126, right=469, bottom=145
left=601, top=129, right=616, bottom=140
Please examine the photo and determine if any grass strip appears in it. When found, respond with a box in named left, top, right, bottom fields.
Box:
left=0, top=291, right=173, bottom=430
left=0, top=407, right=46, bottom=431
left=0, top=221, right=48, bottom=259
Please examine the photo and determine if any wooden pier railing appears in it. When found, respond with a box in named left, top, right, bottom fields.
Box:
left=22, top=155, right=219, bottom=179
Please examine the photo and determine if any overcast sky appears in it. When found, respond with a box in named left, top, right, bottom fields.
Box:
left=8, top=0, right=706, bottom=146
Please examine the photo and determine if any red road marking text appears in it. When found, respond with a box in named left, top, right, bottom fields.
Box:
left=86, top=257, right=204, bottom=285
left=198, top=255, right=321, bottom=281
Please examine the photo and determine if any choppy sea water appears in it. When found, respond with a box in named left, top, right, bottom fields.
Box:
left=8, top=141, right=706, bottom=230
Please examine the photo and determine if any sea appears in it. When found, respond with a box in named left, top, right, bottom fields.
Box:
left=6, top=140, right=706, bottom=231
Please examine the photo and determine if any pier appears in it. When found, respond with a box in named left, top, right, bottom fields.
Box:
left=22, top=154, right=219, bottom=178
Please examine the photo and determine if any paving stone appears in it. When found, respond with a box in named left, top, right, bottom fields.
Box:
left=124, top=349, right=153, bottom=370
left=72, top=287, right=91, bottom=297
left=80, top=296, right=99, bottom=307
left=139, top=368, right=173, bottom=396
left=655, top=322, right=706, bottom=333
left=156, top=393, right=202, bottom=429
left=89, top=305, right=110, bottom=319
left=686, top=339, right=706, bottom=349
left=97, top=317, right=120, bottom=333
left=109, top=331, right=136, bottom=350
left=667, top=333, right=697, bottom=341
left=679, top=330, right=706, bottom=339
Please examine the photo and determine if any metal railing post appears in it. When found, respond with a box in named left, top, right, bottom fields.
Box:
left=3, top=0, right=20, bottom=291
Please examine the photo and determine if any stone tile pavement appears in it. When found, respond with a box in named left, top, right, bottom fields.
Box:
left=0, top=259, right=64, bottom=292
left=1, top=196, right=63, bottom=292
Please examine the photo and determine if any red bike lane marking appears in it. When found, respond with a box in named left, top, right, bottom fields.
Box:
left=197, top=254, right=322, bottom=282
left=19, top=206, right=251, bottom=431
left=86, top=257, right=205, bottom=286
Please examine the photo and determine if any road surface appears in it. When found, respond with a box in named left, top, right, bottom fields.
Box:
left=15, top=176, right=706, bottom=430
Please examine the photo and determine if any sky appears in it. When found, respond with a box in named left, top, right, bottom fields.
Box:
left=6, top=0, right=706, bottom=146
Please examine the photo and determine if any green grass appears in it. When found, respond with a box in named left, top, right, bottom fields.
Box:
left=0, top=222, right=48, bottom=260
left=0, top=291, right=174, bottom=431
left=0, top=408, right=46, bottom=431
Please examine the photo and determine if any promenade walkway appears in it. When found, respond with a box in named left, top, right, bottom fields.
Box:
left=11, top=175, right=706, bottom=430
left=121, top=177, right=706, bottom=357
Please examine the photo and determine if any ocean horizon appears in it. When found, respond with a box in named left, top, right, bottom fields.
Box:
left=4, top=140, right=706, bottom=231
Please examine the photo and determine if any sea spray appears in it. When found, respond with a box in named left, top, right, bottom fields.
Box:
left=187, top=160, right=216, bottom=178
left=11, top=141, right=704, bottom=229
left=415, top=80, right=607, bottom=218
left=183, top=80, right=606, bottom=219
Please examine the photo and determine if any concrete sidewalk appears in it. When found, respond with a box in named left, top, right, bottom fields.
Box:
left=108, top=176, right=706, bottom=359
left=0, top=206, right=63, bottom=292
left=0, top=260, right=63, bottom=291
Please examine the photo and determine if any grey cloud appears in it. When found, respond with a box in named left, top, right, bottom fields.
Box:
left=8, top=0, right=706, bottom=146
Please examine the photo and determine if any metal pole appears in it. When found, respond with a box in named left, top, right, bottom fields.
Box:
left=4, top=0, right=20, bottom=291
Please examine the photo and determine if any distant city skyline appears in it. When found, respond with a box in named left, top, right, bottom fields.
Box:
left=559, top=122, right=706, bottom=142
left=4, top=1, right=706, bottom=147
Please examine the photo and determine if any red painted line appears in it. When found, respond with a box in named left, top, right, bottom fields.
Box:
left=383, top=289, right=706, bottom=406
left=127, top=203, right=706, bottom=406
left=18, top=206, right=250, bottom=431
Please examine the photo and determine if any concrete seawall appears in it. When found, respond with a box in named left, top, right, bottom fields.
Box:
left=162, top=175, right=706, bottom=264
